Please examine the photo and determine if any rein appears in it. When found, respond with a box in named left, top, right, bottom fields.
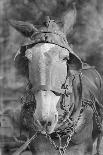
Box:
left=12, top=131, right=38, bottom=155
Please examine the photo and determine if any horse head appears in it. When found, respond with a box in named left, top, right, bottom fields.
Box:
left=10, top=11, right=83, bottom=134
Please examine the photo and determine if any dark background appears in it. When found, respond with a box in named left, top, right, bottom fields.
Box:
left=0, top=0, right=103, bottom=129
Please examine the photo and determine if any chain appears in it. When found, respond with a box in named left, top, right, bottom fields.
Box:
left=82, top=93, right=102, bottom=130
left=19, top=79, right=102, bottom=155
left=45, top=94, right=101, bottom=155
left=45, top=95, right=98, bottom=155
left=45, top=113, right=81, bottom=155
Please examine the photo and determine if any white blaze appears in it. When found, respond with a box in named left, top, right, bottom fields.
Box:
left=35, top=91, right=60, bottom=119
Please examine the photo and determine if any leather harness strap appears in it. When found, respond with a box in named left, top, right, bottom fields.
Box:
left=11, top=17, right=103, bottom=155
left=58, top=66, right=102, bottom=132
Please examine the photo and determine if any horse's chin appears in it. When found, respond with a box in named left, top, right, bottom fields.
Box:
left=46, top=127, right=55, bottom=134
left=40, top=123, right=57, bottom=135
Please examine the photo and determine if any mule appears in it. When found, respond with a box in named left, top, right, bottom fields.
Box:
left=8, top=11, right=103, bottom=155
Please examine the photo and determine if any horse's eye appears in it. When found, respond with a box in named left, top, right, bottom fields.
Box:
left=25, top=49, right=32, bottom=61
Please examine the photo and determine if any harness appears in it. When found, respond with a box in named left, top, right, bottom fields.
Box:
left=12, top=68, right=102, bottom=155
left=12, top=17, right=103, bottom=155
left=44, top=69, right=102, bottom=155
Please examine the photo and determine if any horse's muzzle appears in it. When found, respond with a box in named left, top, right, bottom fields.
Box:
left=33, top=112, right=58, bottom=134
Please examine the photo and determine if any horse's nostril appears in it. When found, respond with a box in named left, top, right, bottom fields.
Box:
left=40, top=120, right=52, bottom=127
left=40, top=120, right=47, bottom=127
left=55, top=114, right=58, bottom=121
left=47, top=121, right=52, bottom=127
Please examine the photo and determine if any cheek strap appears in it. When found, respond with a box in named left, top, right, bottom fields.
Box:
left=60, top=74, right=75, bottom=111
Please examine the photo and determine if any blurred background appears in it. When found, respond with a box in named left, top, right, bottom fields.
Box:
left=0, top=0, right=103, bottom=140
left=0, top=0, right=103, bottom=153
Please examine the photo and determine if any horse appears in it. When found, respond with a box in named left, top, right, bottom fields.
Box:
left=8, top=11, right=103, bottom=155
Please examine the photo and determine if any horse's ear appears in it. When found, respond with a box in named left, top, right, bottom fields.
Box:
left=62, top=4, right=76, bottom=35
left=9, top=20, right=38, bottom=37
left=14, top=47, right=29, bottom=77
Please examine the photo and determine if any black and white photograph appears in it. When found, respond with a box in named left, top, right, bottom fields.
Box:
left=0, top=0, right=103, bottom=155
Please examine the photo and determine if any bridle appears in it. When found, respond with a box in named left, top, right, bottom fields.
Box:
left=12, top=18, right=102, bottom=155
left=12, top=68, right=102, bottom=155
